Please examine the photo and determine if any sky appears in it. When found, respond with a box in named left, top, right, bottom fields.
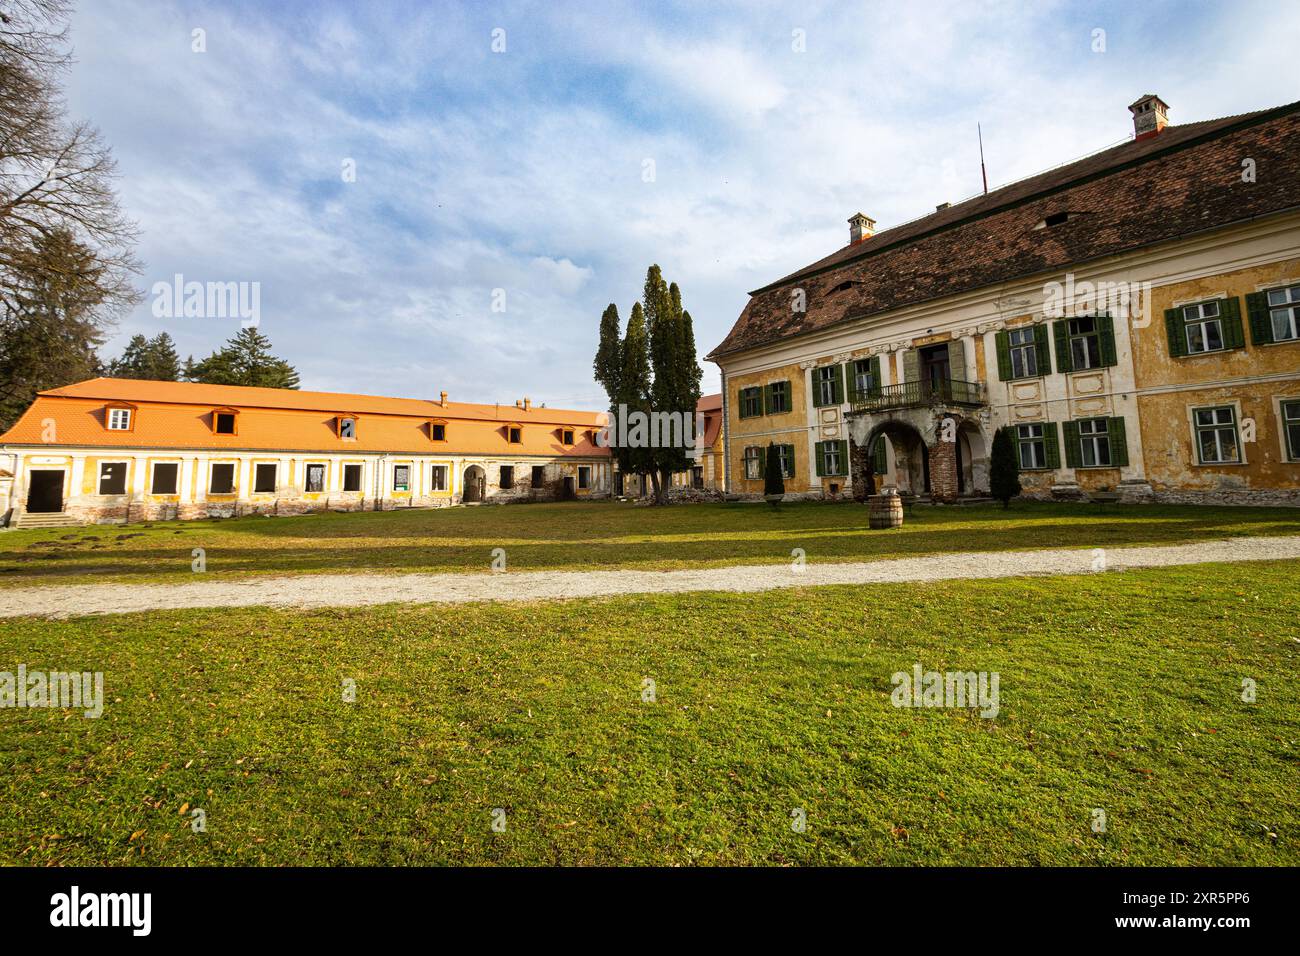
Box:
left=64, top=0, right=1300, bottom=410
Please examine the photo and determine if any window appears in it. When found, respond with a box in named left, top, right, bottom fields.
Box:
left=562, top=429, right=575, bottom=445
left=1009, top=328, right=1038, bottom=378
left=508, top=427, right=522, bottom=444
left=578, top=466, right=591, bottom=489
left=215, top=412, right=237, bottom=435
left=305, top=463, right=326, bottom=493
left=814, top=366, right=841, bottom=406
left=743, top=445, right=762, bottom=480
left=150, top=462, right=179, bottom=494
left=1282, top=400, right=1300, bottom=461
left=500, top=465, right=514, bottom=489
left=98, top=461, right=127, bottom=495
left=1266, top=285, right=1300, bottom=342
left=817, top=440, right=847, bottom=476
left=431, top=422, right=447, bottom=442
left=107, top=408, right=132, bottom=430
left=739, top=386, right=762, bottom=419
left=431, top=465, right=448, bottom=491
left=531, top=465, right=545, bottom=486
left=1181, top=301, right=1224, bottom=354
left=1078, top=418, right=1112, bottom=467
left=852, top=359, right=877, bottom=398
left=1194, top=406, right=1241, bottom=464
left=254, top=463, right=277, bottom=493
left=339, top=417, right=356, bottom=440
left=765, top=381, right=790, bottom=414
left=1067, top=317, right=1102, bottom=370
left=776, top=444, right=794, bottom=479
left=1016, top=424, right=1047, bottom=470
left=392, top=465, right=410, bottom=492
left=209, top=463, right=235, bottom=494
left=343, top=463, right=363, bottom=492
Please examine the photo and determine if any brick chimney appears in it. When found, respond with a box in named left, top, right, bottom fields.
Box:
left=1128, top=94, right=1169, bottom=141
left=439, top=391, right=447, bottom=407
left=523, top=397, right=531, bottom=411
left=848, top=212, right=876, bottom=245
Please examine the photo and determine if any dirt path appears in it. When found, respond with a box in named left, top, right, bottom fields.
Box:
left=3, top=535, right=1299, bottom=619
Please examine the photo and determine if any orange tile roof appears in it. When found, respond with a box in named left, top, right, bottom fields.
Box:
left=1, top=378, right=611, bottom=458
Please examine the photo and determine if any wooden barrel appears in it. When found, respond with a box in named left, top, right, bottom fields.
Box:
left=868, top=492, right=903, bottom=529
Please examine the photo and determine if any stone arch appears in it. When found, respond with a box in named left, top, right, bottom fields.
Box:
left=463, top=465, right=486, bottom=503
left=861, top=419, right=930, bottom=497
left=958, top=419, right=990, bottom=495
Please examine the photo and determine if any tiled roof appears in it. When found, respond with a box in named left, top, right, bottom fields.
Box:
left=697, top=393, right=723, bottom=449
left=709, top=100, right=1300, bottom=359
left=1, top=378, right=610, bottom=457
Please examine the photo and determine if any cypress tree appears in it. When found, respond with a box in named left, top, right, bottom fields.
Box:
left=763, top=443, right=785, bottom=501
left=990, top=426, right=1022, bottom=508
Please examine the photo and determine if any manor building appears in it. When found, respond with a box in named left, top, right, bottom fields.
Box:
left=0, top=378, right=611, bottom=526
left=708, top=95, right=1300, bottom=506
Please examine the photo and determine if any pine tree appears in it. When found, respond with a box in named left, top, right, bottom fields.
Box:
left=107, top=332, right=181, bottom=380
left=188, top=328, right=300, bottom=388
left=990, top=426, right=1022, bottom=508
left=146, top=332, right=181, bottom=380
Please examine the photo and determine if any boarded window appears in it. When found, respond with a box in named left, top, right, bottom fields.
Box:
left=215, top=412, right=237, bottom=434
left=98, top=461, right=127, bottom=495
left=531, top=465, right=545, bottom=485
left=210, top=463, right=235, bottom=494
left=151, top=463, right=179, bottom=494
left=342, top=464, right=363, bottom=492
left=578, top=466, right=591, bottom=489
left=305, top=463, right=326, bottom=492
left=254, top=463, right=277, bottom=493
left=430, top=465, right=448, bottom=491
left=392, top=465, right=410, bottom=491
left=500, top=465, right=515, bottom=489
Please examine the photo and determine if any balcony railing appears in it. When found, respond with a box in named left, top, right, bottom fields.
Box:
left=850, top=378, right=986, bottom=414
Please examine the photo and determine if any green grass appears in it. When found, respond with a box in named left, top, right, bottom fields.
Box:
left=2, top=499, right=1298, bottom=587
left=1, top=560, right=1295, bottom=865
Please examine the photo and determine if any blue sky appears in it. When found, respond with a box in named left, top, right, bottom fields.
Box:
left=66, top=0, right=1298, bottom=409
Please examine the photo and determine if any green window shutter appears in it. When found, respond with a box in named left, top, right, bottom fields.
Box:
left=902, top=348, right=920, bottom=384
left=872, top=435, right=887, bottom=473
left=1043, top=422, right=1061, bottom=469
left=1053, top=321, right=1073, bottom=373
left=1246, top=291, right=1274, bottom=346
left=947, top=340, right=965, bottom=379
left=869, top=355, right=882, bottom=395
left=1034, top=324, right=1052, bottom=375
left=1164, top=307, right=1187, bottom=358
left=763, top=383, right=774, bottom=415
left=737, top=388, right=748, bottom=418
left=1062, top=420, right=1082, bottom=468
left=779, top=380, right=790, bottom=412
left=810, top=370, right=825, bottom=408
left=1220, top=297, right=1245, bottom=350
left=836, top=440, right=849, bottom=475
left=1108, top=417, right=1129, bottom=467
left=814, top=440, right=826, bottom=477
left=783, top=444, right=795, bottom=479
left=1098, top=314, right=1117, bottom=367
left=834, top=364, right=846, bottom=404
left=995, top=330, right=1012, bottom=381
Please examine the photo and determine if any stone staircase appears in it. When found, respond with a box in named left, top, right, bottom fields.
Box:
left=13, top=512, right=84, bottom=530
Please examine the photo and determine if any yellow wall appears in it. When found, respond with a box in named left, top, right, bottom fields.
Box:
left=728, top=360, right=810, bottom=493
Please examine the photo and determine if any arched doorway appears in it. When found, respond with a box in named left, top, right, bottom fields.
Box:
left=957, top=421, right=990, bottom=495
left=865, top=421, right=930, bottom=495
left=463, top=465, right=486, bottom=503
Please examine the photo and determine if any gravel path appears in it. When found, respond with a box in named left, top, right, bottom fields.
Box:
left=3, top=534, right=1298, bottom=620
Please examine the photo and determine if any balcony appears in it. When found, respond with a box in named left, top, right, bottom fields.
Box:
left=849, top=378, right=986, bottom=414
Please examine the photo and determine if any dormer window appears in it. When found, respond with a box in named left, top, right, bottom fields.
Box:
left=1035, top=211, right=1076, bottom=230
left=336, top=415, right=358, bottom=440
left=829, top=280, right=859, bottom=294
left=211, top=408, right=239, bottom=435
left=429, top=420, right=448, bottom=442
left=507, top=424, right=523, bottom=444
left=107, top=407, right=132, bottom=431
left=561, top=428, right=575, bottom=445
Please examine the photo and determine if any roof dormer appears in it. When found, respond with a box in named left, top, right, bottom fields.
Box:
left=105, top=402, right=137, bottom=432
left=211, top=407, right=240, bottom=436
left=335, top=414, right=360, bottom=440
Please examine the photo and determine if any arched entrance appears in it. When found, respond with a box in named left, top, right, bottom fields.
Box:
left=463, top=465, right=486, bottom=503
left=865, top=421, right=930, bottom=495
left=957, top=421, right=990, bottom=495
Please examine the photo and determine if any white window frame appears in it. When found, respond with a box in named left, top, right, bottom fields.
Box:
left=253, top=462, right=278, bottom=494
left=1078, top=418, right=1111, bottom=468
left=1067, top=317, right=1102, bottom=370
left=815, top=366, right=837, bottom=405
left=107, top=408, right=132, bottom=430
left=342, top=462, right=364, bottom=493
left=430, top=464, right=448, bottom=491
left=391, top=463, right=411, bottom=492
left=743, top=445, right=762, bottom=480
left=97, top=460, right=129, bottom=495
left=1181, top=300, right=1225, bottom=354
left=776, top=445, right=794, bottom=479
left=1266, top=285, right=1300, bottom=342
left=304, top=461, right=328, bottom=493
left=1189, top=404, right=1243, bottom=466
left=1016, top=424, right=1046, bottom=470
left=822, top=442, right=842, bottom=476
left=1008, top=328, right=1038, bottom=379
left=150, top=461, right=181, bottom=495
left=1274, top=397, right=1300, bottom=463
left=578, top=465, right=591, bottom=489
left=208, top=461, right=237, bottom=495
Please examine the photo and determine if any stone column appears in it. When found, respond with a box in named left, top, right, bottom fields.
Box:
left=928, top=417, right=959, bottom=503
left=849, top=432, right=873, bottom=502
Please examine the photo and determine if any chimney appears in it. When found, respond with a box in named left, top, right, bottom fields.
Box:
left=936, top=202, right=951, bottom=212
left=847, top=212, right=876, bottom=245
left=523, top=397, right=531, bottom=411
left=439, top=391, right=447, bottom=407
left=1128, top=94, right=1169, bottom=141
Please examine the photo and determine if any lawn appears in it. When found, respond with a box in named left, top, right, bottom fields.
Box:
left=2, top=499, right=1298, bottom=587
left=1, top=559, right=1295, bottom=866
